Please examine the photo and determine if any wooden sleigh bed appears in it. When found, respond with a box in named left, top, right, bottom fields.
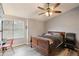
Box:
left=30, top=31, right=65, bottom=55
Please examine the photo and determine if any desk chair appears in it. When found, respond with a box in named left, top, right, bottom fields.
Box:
left=0, top=39, right=14, bottom=56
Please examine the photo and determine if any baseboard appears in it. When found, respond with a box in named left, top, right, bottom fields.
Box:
left=12, top=43, right=27, bottom=48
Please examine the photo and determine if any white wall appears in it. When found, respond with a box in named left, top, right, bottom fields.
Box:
left=46, top=6, right=79, bottom=47
left=28, top=19, right=45, bottom=44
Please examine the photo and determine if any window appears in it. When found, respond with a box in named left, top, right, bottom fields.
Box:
left=3, top=20, right=14, bottom=40
left=14, top=20, right=25, bottom=39
left=2, top=20, right=25, bottom=40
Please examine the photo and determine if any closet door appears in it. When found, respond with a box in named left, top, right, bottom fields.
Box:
left=0, top=3, right=5, bottom=42
left=0, top=21, right=2, bottom=41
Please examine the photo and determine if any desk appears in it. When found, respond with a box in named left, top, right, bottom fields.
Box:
left=0, top=39, right=7, bottom=45
left=0, top=40, right=7, bottom=54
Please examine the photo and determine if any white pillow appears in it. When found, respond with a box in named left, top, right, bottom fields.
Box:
left=44, top=33, right=52, bottom=36
left=53, top=33, right=60, bottom=36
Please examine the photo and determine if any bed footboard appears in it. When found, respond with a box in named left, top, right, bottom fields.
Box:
left=31, top=37, right=50, bottom=55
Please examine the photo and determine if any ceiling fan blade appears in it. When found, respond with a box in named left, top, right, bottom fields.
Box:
left=53, top=3, right=60, bottom=9
left=53, top=11, right=62, bottom=13
left=39, top=12, right=45, bottom=15
left=38, top=6, right=45, bottom=10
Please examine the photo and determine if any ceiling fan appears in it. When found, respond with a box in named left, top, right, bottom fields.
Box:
left=38, top=3, right=61, bottom=16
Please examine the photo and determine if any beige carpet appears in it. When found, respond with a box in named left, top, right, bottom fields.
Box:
left=0, top=45, right=78, bottom=56
left=57, top=49, right=78, bottom=56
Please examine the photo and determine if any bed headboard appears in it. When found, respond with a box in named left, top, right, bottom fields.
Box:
left=48, top=31, right=65, bottom=38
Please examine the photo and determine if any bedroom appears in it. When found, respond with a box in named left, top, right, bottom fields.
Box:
left=28, top=3, right=79, bottom=56
left=0, top=3, right=79, bottom=56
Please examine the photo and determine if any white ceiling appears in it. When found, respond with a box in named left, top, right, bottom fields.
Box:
left=2, top=3, right=79, bottom=21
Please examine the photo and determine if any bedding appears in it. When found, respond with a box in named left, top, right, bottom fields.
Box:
left=41, top=32, right=63, bottom=41
left=40, top=32, right=64, bottom=48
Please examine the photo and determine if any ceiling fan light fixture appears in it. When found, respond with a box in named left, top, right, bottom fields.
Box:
left=45, top=12, right=49, bottom=16
left=38, top=3, right=61, bottom=16
left=45, top=12, right=52, bottom=16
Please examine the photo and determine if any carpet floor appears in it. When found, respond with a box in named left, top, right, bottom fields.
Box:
left=0, top=44, right=78, bottom=56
